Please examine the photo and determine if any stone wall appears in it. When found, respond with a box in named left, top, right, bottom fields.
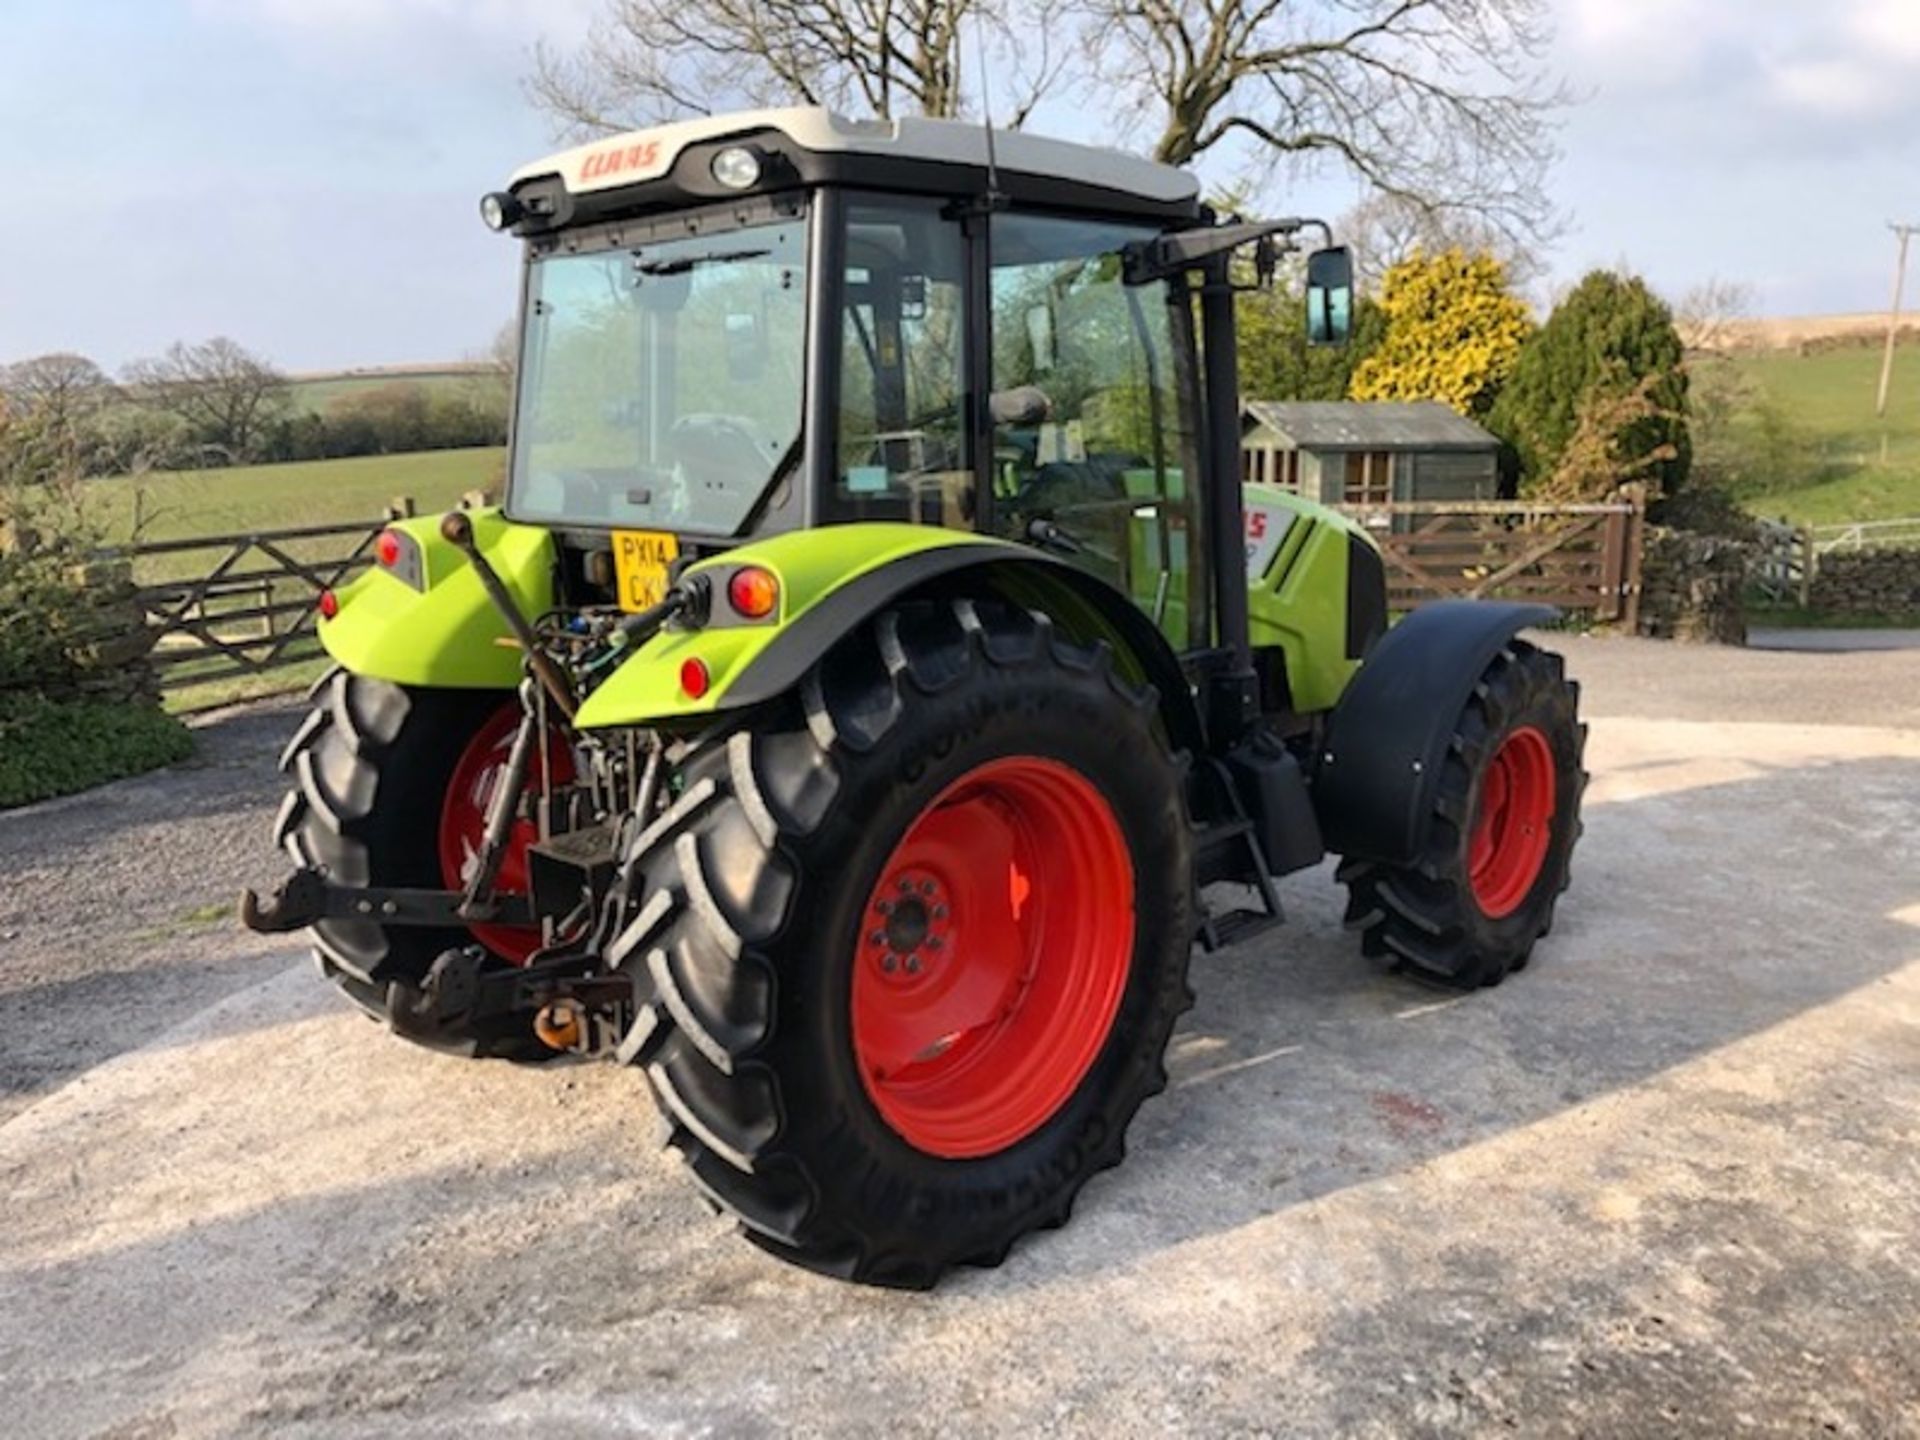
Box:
left=1636, top=527, right=1750, bottom=644
left=1809, top=547, right=1920, bottom=616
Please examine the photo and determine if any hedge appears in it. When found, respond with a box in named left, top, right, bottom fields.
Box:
left=0, top=691, right=193, bottom=809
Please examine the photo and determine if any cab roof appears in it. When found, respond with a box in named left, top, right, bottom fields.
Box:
left=506, top=107, right=1201, bottom=228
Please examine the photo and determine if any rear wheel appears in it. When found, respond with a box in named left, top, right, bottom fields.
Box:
left=1339, top=640, right=1586, bottom=988
left=610, top=598, right=1194, bottom=1288
left=275, top=669, right=561, bottom=1059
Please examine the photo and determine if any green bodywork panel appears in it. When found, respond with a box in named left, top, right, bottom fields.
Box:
left=317, top=508, right=555, bottom=689
left=1242, top=484, right=1378, bottom=714
left=573, top=524, right=1014, bottom=729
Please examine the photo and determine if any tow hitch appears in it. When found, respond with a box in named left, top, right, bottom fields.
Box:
left=239, top=868, right=533, bottom=934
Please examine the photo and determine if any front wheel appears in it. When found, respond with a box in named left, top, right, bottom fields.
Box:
left=610, top=598, right=1195, bottom=1288
left=1339, top=639, right=1586, bottom=988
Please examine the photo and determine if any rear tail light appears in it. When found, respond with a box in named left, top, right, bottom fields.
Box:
left=317, top=589, right=340, bottom=620
left=374, top=527, right=424, bottom=589
left=726, top=565, right=779, bottom=620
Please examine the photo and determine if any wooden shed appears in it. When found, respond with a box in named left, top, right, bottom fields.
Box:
left=1241, top=401, right=1501, bottom=513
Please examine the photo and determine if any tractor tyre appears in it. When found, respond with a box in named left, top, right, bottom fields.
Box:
left=1338, top=639, right=1586, bottom=988
left=274, top=668, right=561, bottom=1061
left=608, top=597, right=1195, bottom=1288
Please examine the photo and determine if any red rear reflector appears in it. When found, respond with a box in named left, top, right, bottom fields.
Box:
left=318, top=589, right=340, bottom=620
left=376, top=530, right=402, bottom=567
left=726, top=565, right=779, bottom=619
left=679, top=657, right=711, bottom=700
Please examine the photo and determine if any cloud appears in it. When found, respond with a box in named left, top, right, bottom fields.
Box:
left=1559, top=0, right=1920, bottom=123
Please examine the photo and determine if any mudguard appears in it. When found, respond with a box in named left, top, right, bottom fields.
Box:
left=573, top=523, right=1204, bottom=752
left=1312, top=600, right=1557, bottom=864
left=317, top=508, right=555, bottom=689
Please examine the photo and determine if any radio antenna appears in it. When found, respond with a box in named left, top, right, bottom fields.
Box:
left=973, top=15, right=1004, bottom=210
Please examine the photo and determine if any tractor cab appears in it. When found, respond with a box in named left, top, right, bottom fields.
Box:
left=485, top=108, right=1348, bottom=657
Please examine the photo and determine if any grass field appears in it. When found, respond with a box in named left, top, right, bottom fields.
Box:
left=89, top=447, right=505, bottom=548
left=284, top=366, right=496, bottom=415
left=1734, top=344, right=1920, bottom=526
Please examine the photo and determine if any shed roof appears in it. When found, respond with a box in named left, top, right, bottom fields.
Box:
left=1242, top=401, right=1497, bottom=452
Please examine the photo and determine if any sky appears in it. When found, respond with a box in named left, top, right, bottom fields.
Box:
left=2, top=0, right=1917, bottom=374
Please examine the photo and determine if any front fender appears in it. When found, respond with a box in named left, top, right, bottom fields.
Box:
left=1312, top=600, right=1558, bottom=864
left=317, top=507, right=555, bottom=690
left=573, top=524, right=1203, bottom=753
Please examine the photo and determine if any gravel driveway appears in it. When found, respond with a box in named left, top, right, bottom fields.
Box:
left=2, top=636, right=1917, bottom=1438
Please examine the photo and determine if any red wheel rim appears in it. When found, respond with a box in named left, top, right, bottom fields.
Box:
left=851, top=756, right=1135, bottom=1159
left=1468, top=725, right=1557, bottom=919
left=437, top=705, right=576, bottom=965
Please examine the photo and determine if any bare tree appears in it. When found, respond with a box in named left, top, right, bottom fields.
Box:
left=528, top=0, right=1060, bottom=134
left=121, top=338, right=289, bottom=463
left=1085, top=0, right=1563, bottom=247
left=1674, top=278, right=1756, bottom=353
left=1, top=352, right=112, bottom=433
left=1339, top=190, right=1547, bottom=292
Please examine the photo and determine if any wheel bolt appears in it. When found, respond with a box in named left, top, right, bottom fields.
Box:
left=876, top=900, right=894, bottom=916
left=898, top=878, right=913, bottom=893
left=868, top=930, right=886, bottom=946
left=882, top=955, right=897, bottom=973
left=932, top=905, right=948, bottom=920
left=904, top=954, right=921, bottom=974
left=926, top=936, right=943, bottom=951
left=920, top=880, right=936, bottom=896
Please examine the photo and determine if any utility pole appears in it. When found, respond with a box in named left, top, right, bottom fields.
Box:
left=1876, top=222, right=1919, bottom=419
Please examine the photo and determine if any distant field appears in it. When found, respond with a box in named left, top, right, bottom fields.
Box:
left=284, top=365, right=496, bottom=414
left=1732, top=345, right=1920, bottom=526
left=89, top=447, right=506, bottom=547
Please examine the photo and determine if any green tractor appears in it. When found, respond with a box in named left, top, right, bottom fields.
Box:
left=244, top=108, right=1585, bottom=1288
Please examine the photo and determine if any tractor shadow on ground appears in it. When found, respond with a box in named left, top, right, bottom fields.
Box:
left=958, top=747, right=1920, bottom=1294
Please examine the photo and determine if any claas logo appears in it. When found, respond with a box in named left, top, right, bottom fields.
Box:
left=581, top=140, right=663, bottom=182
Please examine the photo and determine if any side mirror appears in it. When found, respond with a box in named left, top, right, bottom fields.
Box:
left=1305, top=246, right=1354, bottom=347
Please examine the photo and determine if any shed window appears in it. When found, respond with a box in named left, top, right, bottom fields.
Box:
left=1243, top=445, right=1301, bottom=493
left=1342, top=450, right=1394, bottom=507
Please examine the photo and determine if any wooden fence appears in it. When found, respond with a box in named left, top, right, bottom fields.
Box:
left=112, top=499, right=416, bottom=699
left=1334, top=496, right=1647, bottom=625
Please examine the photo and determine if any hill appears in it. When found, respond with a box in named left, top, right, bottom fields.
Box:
left=1725, top=343, right=1920, bottom=526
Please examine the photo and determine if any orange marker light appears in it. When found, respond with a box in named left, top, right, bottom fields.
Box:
left=679, top=657, right=712, bottom=699
left=727, top=565, right=779, bottom=619
left=376, top=530, right=402, bottom=567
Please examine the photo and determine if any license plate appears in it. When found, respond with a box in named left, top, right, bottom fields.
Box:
left=611, top=529, right=680, bottom=612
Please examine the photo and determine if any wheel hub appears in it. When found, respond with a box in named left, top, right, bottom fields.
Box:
left=1467, top=724, right=1557, bottom=920
left=850, top=756, right=1135, bottom=1159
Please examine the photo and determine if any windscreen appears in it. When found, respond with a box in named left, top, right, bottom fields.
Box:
left=507, top=216, right=808, bottom=535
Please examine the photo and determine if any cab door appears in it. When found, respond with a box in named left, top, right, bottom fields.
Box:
left=983, top=211, right=1209, bottom=652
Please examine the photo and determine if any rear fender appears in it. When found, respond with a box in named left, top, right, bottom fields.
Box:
left=573, top=523, right=1204, bottom=753
left=317, top=507, right=554, bottom=690
left=1312, top=600, right=1557, bottom=864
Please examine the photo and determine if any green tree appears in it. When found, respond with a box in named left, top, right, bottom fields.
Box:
left=1349, top=249, right=1532, bottom=417
left=1237, top=285, right=1386, bottom=402
left=1491, top=270, right=1691, bottom=497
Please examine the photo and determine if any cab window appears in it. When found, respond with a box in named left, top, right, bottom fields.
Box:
left=830, top=198, right=972, bottom=527
left=987, top=213, right=1205, bottom=649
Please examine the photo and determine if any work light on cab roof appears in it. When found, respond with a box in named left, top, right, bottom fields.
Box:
left=245, top=104, right=1589, bottom=1292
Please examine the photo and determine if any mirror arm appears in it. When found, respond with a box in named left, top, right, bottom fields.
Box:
left=1122, top=217, right=1318, bottom=285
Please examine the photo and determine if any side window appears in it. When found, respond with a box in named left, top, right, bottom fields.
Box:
left=831, top=198, right=972, bottom=527
left=988, top=213, right=1204, bottom=648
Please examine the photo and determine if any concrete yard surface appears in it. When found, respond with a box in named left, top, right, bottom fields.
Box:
left=1, top=637, right=1918, bottom=1437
